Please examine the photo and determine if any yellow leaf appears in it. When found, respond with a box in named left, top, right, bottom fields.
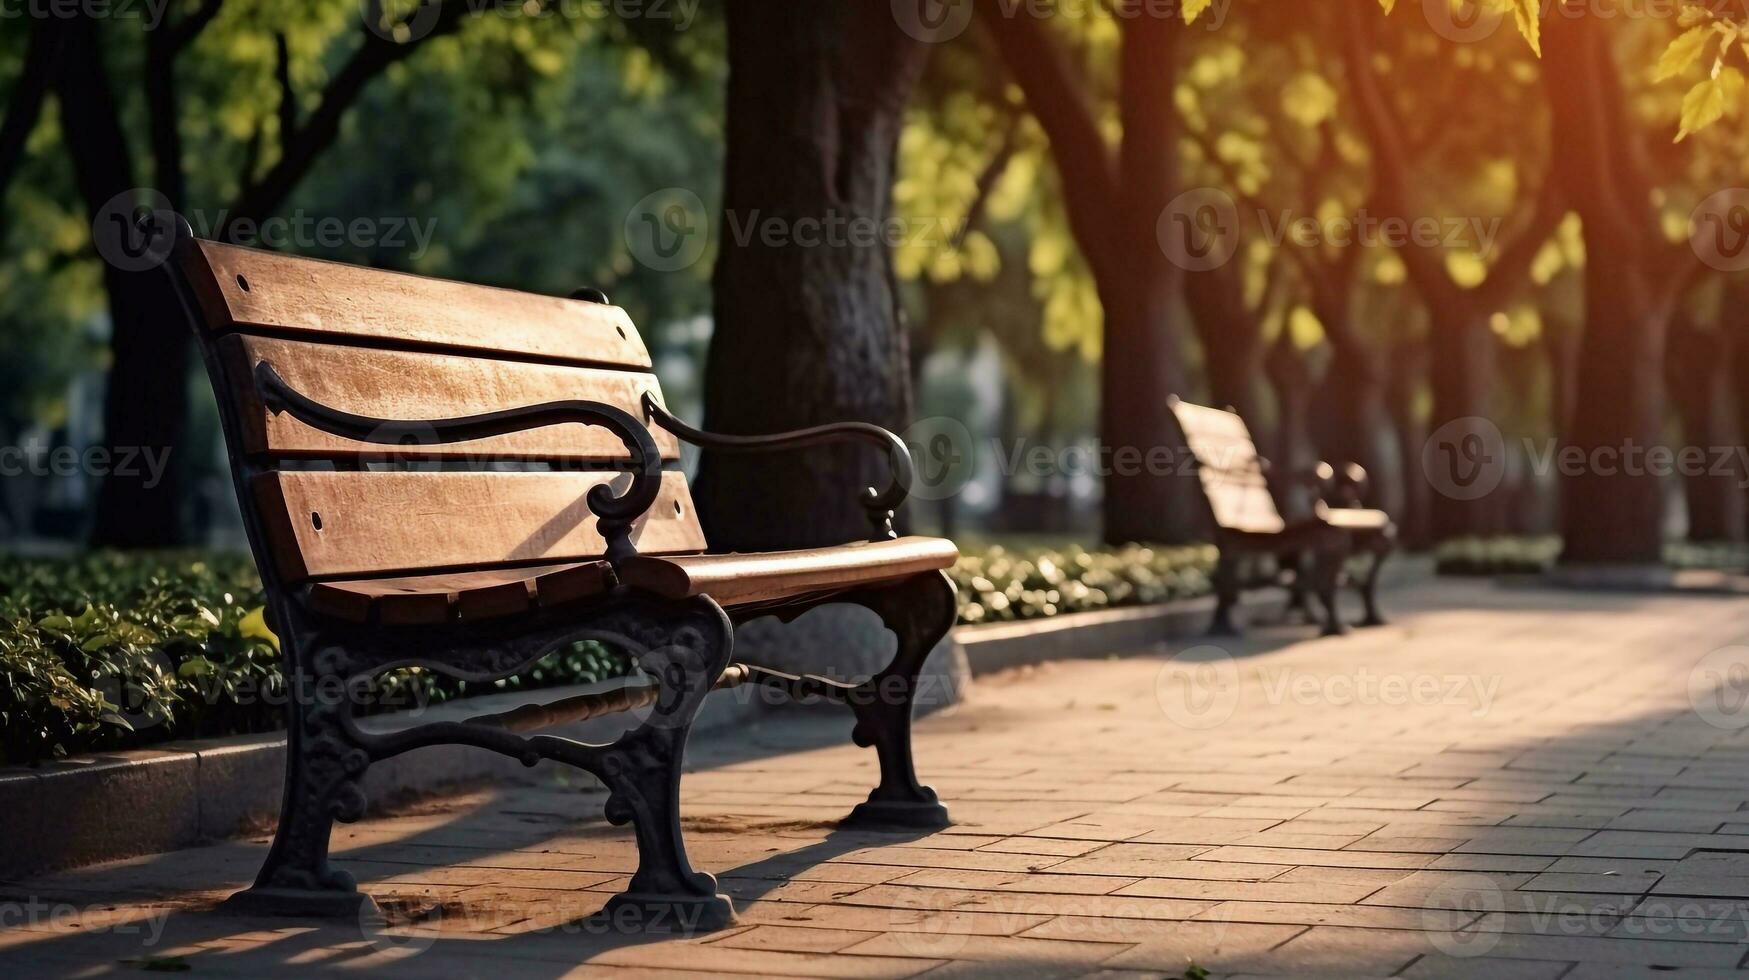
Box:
left=1677, top=68, right=1744, bottom=140
left=1655, top=27, right=1712, bottom=82
left=1378, top=0, right=1396, bottom=13
left=1182, top=0, right=1213, bottom=24
left=1509, top=0, right=1541, bottom=57
left=240, top=607, right=279, bottom=652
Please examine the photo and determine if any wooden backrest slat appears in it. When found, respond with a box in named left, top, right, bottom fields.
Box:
left=254, top=470, right=706, bottom=582
left=218, top=335, right=680, bottom=462
left=1170, top=400, right=1286, bottom=535
left=180, top=240, right=651, bottom=369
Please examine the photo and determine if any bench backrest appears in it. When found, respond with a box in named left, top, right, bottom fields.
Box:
left=1167, top=398, right=1285, bottom=535
left=175, top=239, right=706, bottom=585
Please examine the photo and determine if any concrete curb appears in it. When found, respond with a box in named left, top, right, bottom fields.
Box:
left=0, top=681, right=766, bottom=881
left=958, top=554, right=1434, bottom=675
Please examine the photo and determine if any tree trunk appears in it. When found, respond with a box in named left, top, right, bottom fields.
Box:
left=1668, top=313, right=1743, bottom=543
left=1732, top=293, right=1749, bottom=533
left=1386, top=340, right=1431, bottom=548
left=1266, top=334, right=1319, bottom=523
left=1185, top=269, right=1268, bottom=425
left=59, top=17, right=190, bottom=548
left=1425, top=308, right=1497, bottom=540
left=1309, top=292, right=1401, bottom=518
left=1101, top=8, right=1198, bottom=545
left=695, top=1, right=929, bottom=551
left=1544, top=8, right=1674, bottom=565
left=1558, top=257, right=1670, bottom=563
left=1098, top=273, right=1198, bottom=544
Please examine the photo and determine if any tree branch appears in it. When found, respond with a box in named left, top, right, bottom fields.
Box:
left=1473, top=164, right=1567, bottom=310
left=1338, top=0, right=1462, bottom=312
left=973, top=0, right=1120, bottom=275
left=274, top=32, right=297, bottom=148
left=952, top=108, right=1021, bottom=250
left=0, top=19, right=64, bottom=213
left=167, top=0, right=226, bottom=54
left=226, top=0, right=473, bottom=235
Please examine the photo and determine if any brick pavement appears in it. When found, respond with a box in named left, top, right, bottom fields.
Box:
left=5, top=579, right=1749, bottom=978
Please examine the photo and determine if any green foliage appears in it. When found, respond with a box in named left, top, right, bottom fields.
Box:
left=0, top=552, right=632, bottom=766
left=953, top=543, right=1218, bottom=625
left=1434, top=535, right=1563, bottom=576
left=0, top=541, right=1230, bottom=763
left=1435, top=537, right=1749, bottom=576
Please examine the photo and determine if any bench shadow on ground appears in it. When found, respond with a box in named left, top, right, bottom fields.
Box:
left=9, top=584, right=1709, bottom=975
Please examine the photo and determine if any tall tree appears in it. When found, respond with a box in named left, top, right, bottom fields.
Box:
left=57, top=0, right=482, bottom=547
left=1538, top=9, right=1701, bottom=563
left=974, top=0, right=1201, bottom=544
left=1340, top=0, right=1566, bottom=541
left=694, top=1, right=931, bottom=550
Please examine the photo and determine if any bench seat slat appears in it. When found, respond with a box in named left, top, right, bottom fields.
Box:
left=618, top=536, right=960, bottom=606
left=303, top=537, right=960, bottom=624
left=218, top=335, right=680, bottom=462
left=310, top=560, right=613, bottom=625
left=254, top=470, right=705, bottom=581
left=181, top=240, right=651, bottom=369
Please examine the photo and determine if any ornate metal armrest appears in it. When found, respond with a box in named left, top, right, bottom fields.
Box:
left=1269, top=460, right=1367, bottom=508
left=1314, top=461, right=1368, bottom=508
left=641, top=395, right=912, bottom=541
left=254, top=361, right=663, bottom=567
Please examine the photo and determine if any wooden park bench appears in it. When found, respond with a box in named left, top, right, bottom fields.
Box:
left=163, top=225, right=959, bottom=931
left=1168, top=397, right=1396, bottom=637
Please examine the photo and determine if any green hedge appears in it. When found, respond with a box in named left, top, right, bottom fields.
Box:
left=0, top=543, right=1223, bottom=765
left=951, top=543, right=1217, bottom=625
left=0, top=553, right=627, bottom=765
left=1435, top=537, right=1749, bottom=577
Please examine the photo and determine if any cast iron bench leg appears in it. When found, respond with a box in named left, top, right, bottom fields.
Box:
left=1313, top=532, right=1353, bottom=637
left=587, top=596, right=738, bottom=932
left=1209, top=550, right=1243, bottom=637
left=1358, top=533, right=1395, bottom=628
left=223, top=632, right=376, bottom=918
left=839, top=570, right=955, bottom=829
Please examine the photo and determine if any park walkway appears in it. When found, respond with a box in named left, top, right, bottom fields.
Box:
left=5, top=578, right=1749, bottom=978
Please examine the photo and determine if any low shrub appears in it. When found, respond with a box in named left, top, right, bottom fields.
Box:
left=1, top=543, right=1224, bottom=764
left=0, top=552, right=628, bottom=765
left=1436, top=537, right=1749, bottom=576
left=951, top=543, right=1218, bottom=625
